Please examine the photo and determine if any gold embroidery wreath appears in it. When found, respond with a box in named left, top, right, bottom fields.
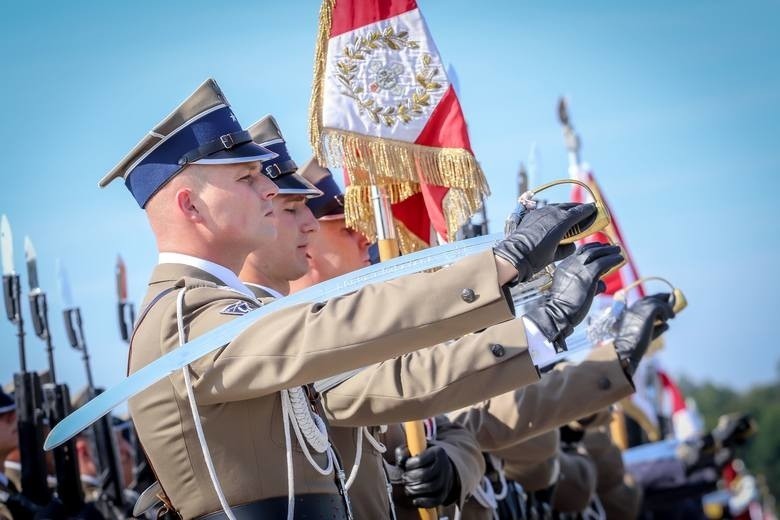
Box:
left=335, top=27, right=443, bottom=127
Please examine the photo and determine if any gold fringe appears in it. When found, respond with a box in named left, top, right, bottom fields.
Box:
left=395, top=220, right=430, bottom=254
left=308, top=0, right=334, bottom=161
left=320, top=129, right=490, bottom=195
left=344, top=186, right=430, bottom=254
left=442, top=188, right=485, bottom=243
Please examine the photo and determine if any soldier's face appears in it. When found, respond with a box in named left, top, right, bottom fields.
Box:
left=193, top=162, right=278, bottom=253
left=305, top=219, right=370, bottom=281
left=0, top=411, right=17, bottom=456
left=262, top=195, right=320, bottom=280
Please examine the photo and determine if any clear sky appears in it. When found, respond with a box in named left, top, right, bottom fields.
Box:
left=0, top=1, right=778, bottom=399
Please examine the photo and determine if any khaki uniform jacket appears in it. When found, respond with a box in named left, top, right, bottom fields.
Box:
left=551, top=448, right=598, bottom=513
left=244, top=287, right=540, bottom=519
left=129, top=251, right=516, bottom=519
left=583, top=428, right=642, bottom=520
left=459, top=431, right=560, bottom=520
left=448, top=345, right=634, bottom=452
left=380, top=418, right=484, bottom=520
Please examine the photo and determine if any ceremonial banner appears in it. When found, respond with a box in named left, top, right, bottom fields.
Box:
left=658, top=369, right=702, bottom=441
left=309, top=0, right=488, bottom=251
left=571, top=167, right=645, bottom=297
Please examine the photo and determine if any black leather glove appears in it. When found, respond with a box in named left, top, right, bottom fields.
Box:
left=614, top=293, right=675, bottom=375
left=524, top=242, right=624, bottom=351
left=494, top=203, right=597, bottom=285
left=713, top=413, right=756, bottom=449
left=394, top=444, right=460, bottom=508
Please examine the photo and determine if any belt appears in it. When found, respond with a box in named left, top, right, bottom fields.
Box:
left=195, top=494, right=347, bottom=519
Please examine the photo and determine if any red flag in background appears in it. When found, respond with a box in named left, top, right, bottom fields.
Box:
left=657, top=369, right=703, bottom=441
left=310, top=0, right=487, bottom=252
left=571, top=168, right=645, bottom=297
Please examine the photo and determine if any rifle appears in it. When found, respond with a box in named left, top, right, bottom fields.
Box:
left=24, top=237, right=85, bottom=513
left=57, top=260, right=127, bottom=515
left=0, top=216, right=51, bottom=506
left=116, top=256, right=155, bottom=494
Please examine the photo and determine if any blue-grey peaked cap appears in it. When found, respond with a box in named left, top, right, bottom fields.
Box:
left=247, top=115, right=322, bottom=199
left=98, top=78, right=278, bottom=208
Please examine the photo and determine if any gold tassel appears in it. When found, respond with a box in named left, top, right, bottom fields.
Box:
left=395, top=220, right=430, bottom=254
left=308, top=0, right=334, bottom=161
left=320, top=129, right=490, bottom=195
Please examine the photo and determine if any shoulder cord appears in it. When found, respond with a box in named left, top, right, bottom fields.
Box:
left=343, top=426, right=397, bottom=519
left=344, top=425, right=388, bottom=489
left=280, top=388, right=336, bottom=520
left=486, top=454, right=509, bottom=500
left=176, top=288, right=236, bottom=520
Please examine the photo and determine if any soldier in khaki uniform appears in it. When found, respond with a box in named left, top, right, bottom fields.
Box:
left=0, top=391, right=18, bottom=520
left=447, top=291, right=675, bottom=518
left=235, top=126, right=594, bottom=517
left=584, top=426, right=643, bottom=519
left=101, top=79, right=597, bottom=519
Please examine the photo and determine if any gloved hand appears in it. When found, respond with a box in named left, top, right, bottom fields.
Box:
left=614, top=294, right=675, bottom=375
left=394, top=444, right=460, bottom=508
left=713, top=413, right=757, bottom=448
left=494, top=203, right=597, bottom=285
left=524, top=242, right=624, bottom=351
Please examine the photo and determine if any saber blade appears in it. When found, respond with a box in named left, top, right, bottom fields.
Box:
left=45, top=234, right=501, bottom=450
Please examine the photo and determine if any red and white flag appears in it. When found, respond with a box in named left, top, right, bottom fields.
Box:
left=657, top=368, right=703, bottom=441
left=309, top=0, right=487, bottom=251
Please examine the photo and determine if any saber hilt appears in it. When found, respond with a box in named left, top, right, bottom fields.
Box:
left=118, top=301, right=136, bottom=343
left=4, top=273, right=27, bottom=371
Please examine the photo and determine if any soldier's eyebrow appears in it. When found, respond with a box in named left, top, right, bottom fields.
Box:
left=235, top=163, right=262, bottom=179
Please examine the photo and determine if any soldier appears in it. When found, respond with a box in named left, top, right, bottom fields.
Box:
left=234, top=126, right=538, bottom=518
left=0, top=390, right=18, bottom=520
left=99, top=78, right=597, bottom=519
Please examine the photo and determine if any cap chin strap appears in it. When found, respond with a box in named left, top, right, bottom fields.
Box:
left=177, top=130, right=253, bottom=166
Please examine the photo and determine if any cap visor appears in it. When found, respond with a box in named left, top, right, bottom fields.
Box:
left=274, top=173, right=324, bottom=198
left=194, top=141, right=277, bottom=165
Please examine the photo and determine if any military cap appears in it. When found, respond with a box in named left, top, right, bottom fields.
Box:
left=99, top=78, right=277, bottom=208
left=0, top=389, right=15, bottom=414
left=299, top=158, right=345, bottom=220
left=246, top=115, right=321, bottom=198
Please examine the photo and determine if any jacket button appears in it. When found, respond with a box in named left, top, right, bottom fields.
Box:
left=490, top=343, right=505, bottom=357
left=461, top=288, right=477, bottom=303
left=598, top=376, right=611, bottom=390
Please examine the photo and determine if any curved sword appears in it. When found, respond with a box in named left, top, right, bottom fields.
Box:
left=45, top=233, right=501, bottom=450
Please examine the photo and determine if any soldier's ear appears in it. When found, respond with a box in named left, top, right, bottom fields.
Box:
left=176, top=188, right=203, bottom=223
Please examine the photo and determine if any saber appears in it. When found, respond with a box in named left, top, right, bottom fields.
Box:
left=45, top=233, right=500, bottom=450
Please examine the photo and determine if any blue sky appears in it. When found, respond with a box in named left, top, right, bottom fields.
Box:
left=0, top=1, right=778, bottom=398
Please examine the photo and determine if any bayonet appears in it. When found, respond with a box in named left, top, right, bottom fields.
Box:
left=1, top=215, right=14, bottom=276
left=24, top=237, right=40, bottom=293
left=57, top=259, right=76, bottom=311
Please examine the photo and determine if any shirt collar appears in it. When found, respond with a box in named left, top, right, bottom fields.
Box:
left=244, top=282, right=285, bottom=299
left=158, top=252, right=254, bottom=298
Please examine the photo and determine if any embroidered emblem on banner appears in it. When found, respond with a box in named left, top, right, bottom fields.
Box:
left=335, top=26, right=444, bottom=127
left=220, top=300, right=254, bottom=316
